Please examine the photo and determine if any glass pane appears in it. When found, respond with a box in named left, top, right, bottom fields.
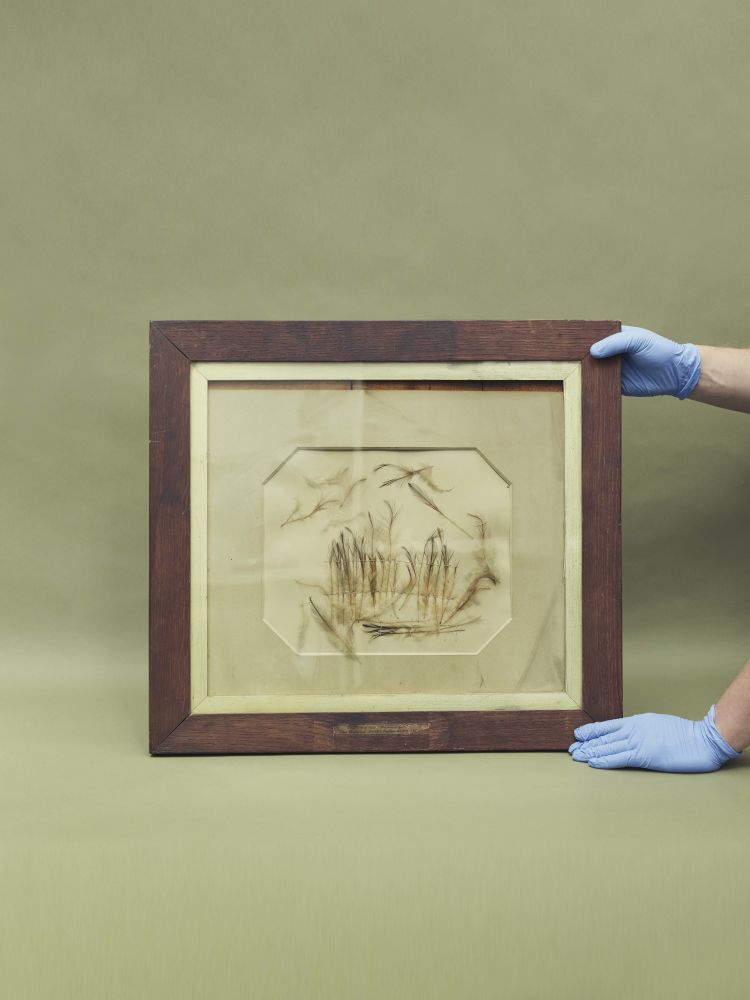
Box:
left=206, top=380, right=566, bottom=700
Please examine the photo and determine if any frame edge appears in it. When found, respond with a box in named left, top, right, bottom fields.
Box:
left=149, top=324, right=192, bottom=752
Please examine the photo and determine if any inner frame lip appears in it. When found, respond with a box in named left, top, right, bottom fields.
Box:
left=188, top=360, right=581, bottom=715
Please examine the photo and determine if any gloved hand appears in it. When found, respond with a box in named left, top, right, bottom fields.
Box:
left=568, top=705, right=741, bottom=772
left=590, top=325, right=702, bottom=398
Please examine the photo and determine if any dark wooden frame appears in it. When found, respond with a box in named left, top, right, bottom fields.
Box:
left=150, top=321, right=621, bottom=755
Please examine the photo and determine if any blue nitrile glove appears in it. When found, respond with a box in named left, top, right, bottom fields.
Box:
left=568, top=705, right=741, bottom=772
left=590, top=325, right=702, bottom=398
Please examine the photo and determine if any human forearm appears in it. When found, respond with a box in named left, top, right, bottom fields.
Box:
left=688, top=346, right=750, bottom=413
left=590, top=327, right=750, bottom=410
left=715, top=658, right=750, bottom=751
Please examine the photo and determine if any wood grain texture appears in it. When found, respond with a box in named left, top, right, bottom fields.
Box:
left=154, top=320, right=619, bottom=362
left=152, top=710, right=593, bottom=755
left=580, top=353, right=623, bottom=720
left=148, top=319, right=621, bottom=754
left=149, top=327, right=192, bottom=751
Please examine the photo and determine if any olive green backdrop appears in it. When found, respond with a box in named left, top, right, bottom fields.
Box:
left=3, top=1, right=749, bottom=997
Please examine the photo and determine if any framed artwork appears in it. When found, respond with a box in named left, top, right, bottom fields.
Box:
left=149, top=321, right=621, bottom=754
